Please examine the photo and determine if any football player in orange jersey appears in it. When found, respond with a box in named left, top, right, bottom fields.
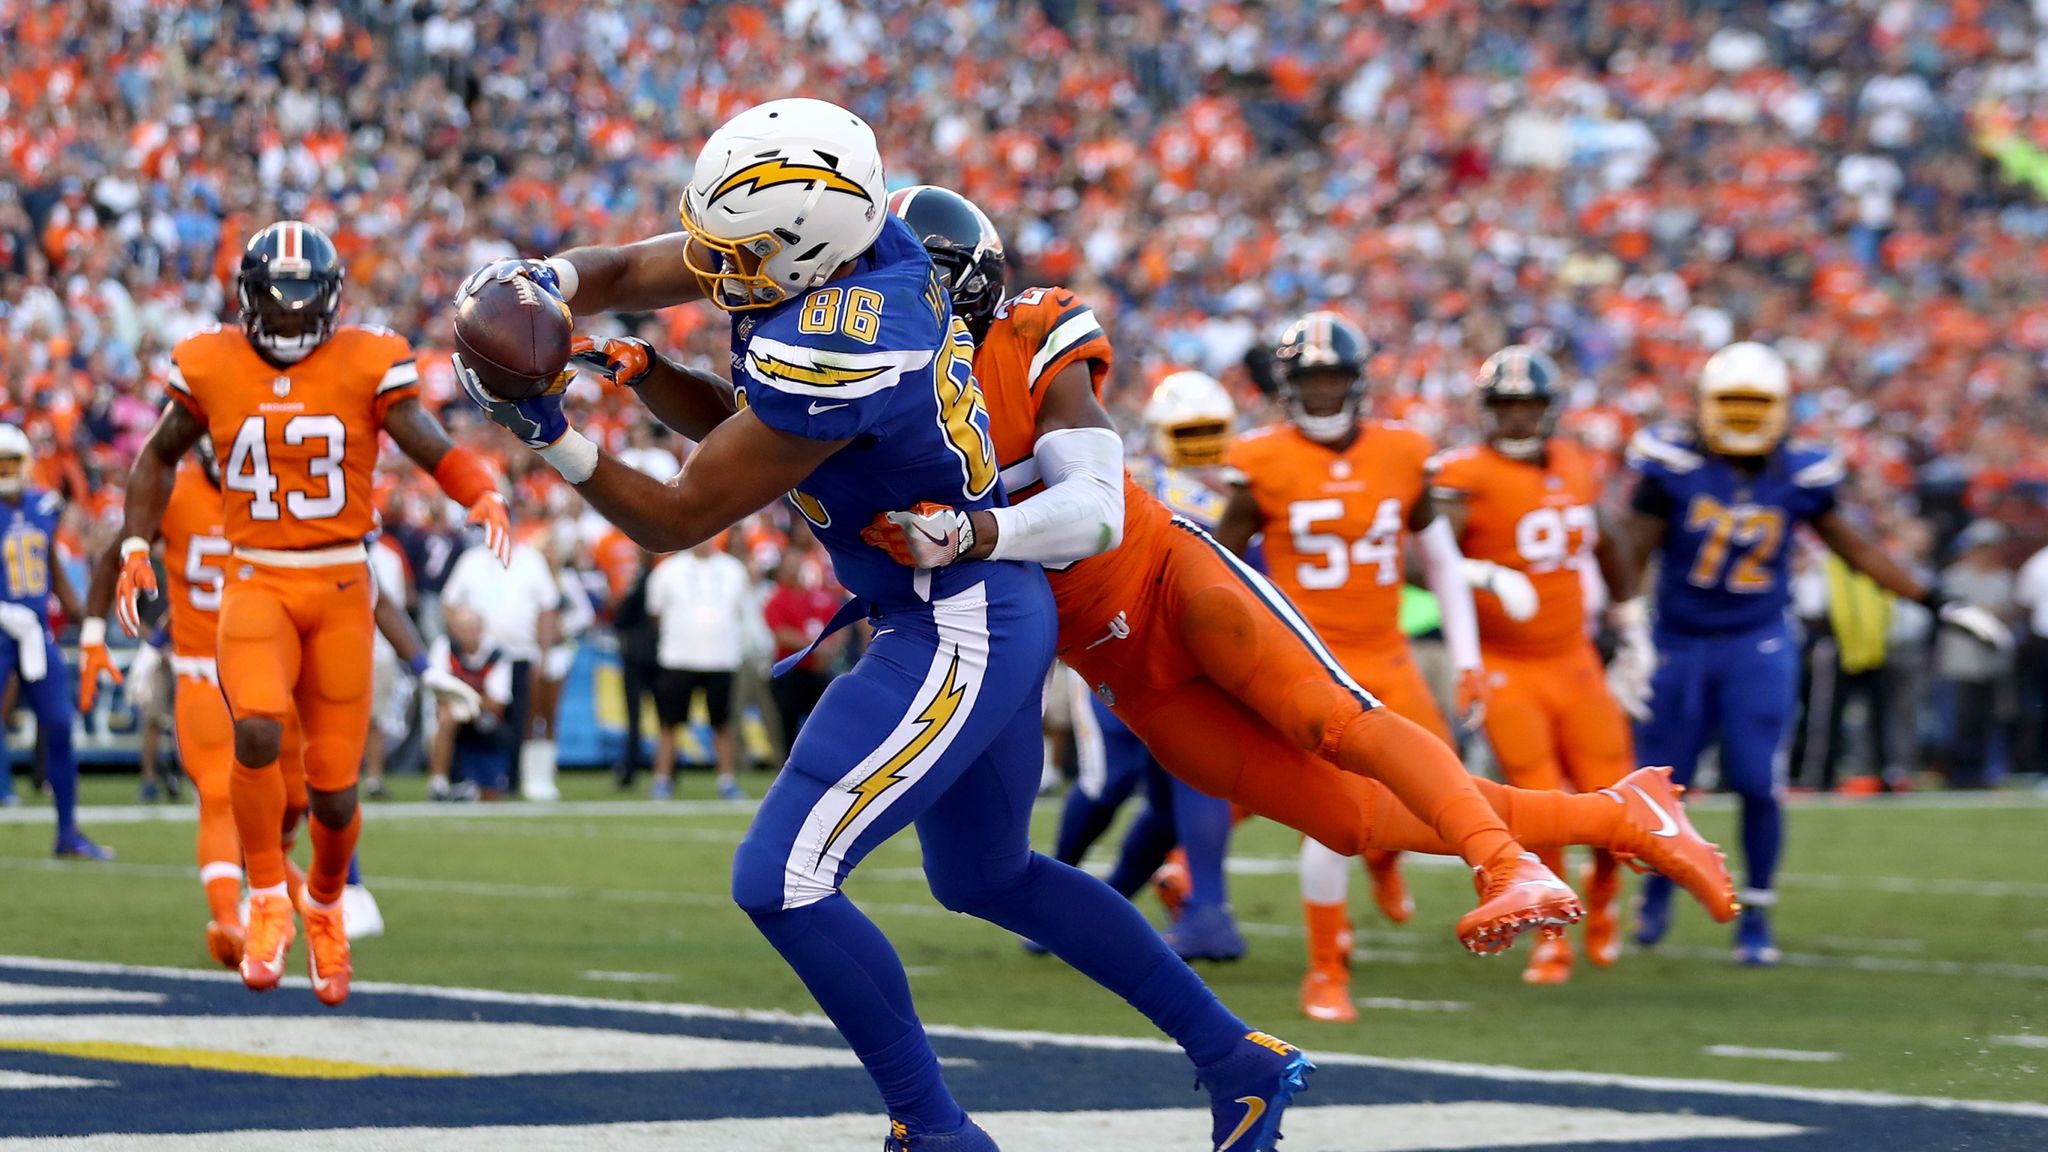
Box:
left=1430, top=346, right=1662, bottom=986
left=1217, top=311, right=1514, bottom=1019
left=82, top=438, right=452, bottom=970
left=108, top=221, right=512, bottom=1006
left=826, top=189, right=1735, bottom=981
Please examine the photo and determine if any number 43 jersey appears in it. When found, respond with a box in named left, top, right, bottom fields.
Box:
left=166, top=324, right=418, bottom=553
left=1226, top=419, right=1433, bottom=657
left=1626, top=422, right=1843, bottom=637
left=1429, top=439, right=1603, bottom=658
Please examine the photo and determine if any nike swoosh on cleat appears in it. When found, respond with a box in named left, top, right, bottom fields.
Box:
left=1626, top=783, right=1681, bottom=837
left=1220, top=1095, right=1266, bottom=1150
left=1513, top=878, right=1574, bottom=892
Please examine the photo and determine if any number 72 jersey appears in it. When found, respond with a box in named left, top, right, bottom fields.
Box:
left=1626, top=422, right=1844, bottom=636
left=166, top=324, right=419, bottom=553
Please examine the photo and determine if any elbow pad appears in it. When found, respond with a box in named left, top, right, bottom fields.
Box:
left=987, top=426, right=1126, bottom=565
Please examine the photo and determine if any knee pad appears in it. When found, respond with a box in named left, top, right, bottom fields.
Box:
left=732, top=839, right=810, bottom=919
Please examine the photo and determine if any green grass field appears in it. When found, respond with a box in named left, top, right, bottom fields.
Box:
left=2, top=773, right=2044, bottom=1105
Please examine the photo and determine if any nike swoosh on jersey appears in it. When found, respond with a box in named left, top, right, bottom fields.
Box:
left=1627, top=784, right=1681, bottom=837
left=808, top=401, right=850, bottom=415
left=1220, top=1096, right=1267, bottom=1150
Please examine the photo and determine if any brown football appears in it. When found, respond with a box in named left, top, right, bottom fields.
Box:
left=452, top=274, right=573, bottom=400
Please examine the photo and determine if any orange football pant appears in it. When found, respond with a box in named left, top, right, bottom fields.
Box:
left=176, top=670, right=308, bottom=923
left=218, top=560, right=372, bottom=899
left=1062, top=519, right=1519, bottom=869
left=1481, top=643, right=1634, bottom=883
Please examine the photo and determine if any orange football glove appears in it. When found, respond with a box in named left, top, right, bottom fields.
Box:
left=467, top=492, right=514, bottom=568
left=1455, top=667, right=1491, bottom=729
left=113, top=538, right=159, bottom=638
left=77, top=618, right=123, bottom=712
left=861, top=502, right=975, bottom=569
left=569, top=334, right=654, bottom=389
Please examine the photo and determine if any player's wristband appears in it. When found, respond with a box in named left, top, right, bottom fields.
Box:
left=538, top=427, right=600, bottom=485
left=432, top=445, right=500, bottom=508
left=119, top=537, right=150, bottom=561
left=80, top=617, right=107, bottom=647
left=544, top=257, right=580, bottom=303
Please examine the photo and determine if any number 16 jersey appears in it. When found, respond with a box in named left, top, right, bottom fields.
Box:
left=166, top=324, right=419, bottom=554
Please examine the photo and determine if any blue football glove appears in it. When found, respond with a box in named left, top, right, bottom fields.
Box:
left=454, top=258, right=565, bottom=307
left=453, top=352, right=573, bottom=451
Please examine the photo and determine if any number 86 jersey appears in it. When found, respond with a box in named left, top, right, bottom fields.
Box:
left=166, top=323, right=418, bottom=554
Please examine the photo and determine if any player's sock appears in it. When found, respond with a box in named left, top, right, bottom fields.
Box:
left=1301, top=900, right=1352, bottom=975
left=1333, top=708, right=1517, bottom=868
left=346, top=855, right=363, bottom=886
left=230, top=762, right=289, bottom=890
left=941, top=853, right=1246, bottom=1067
left=1739, top=792, right=1782, bottom=892
left=307, top=808, right=361, bottom=907
left=1363, top=776, right=1623, bottom=855
left=1103, top=804, right=1175, bottom=898
left=201, top=862, right=244, bottom=925
left=747, top=894, right=965, bottom=1135
left=44, top=739, right=80, bottom=843
left=1051, top=787, right=1120, bottom=868
left=1173, top=782, right=1234, bottom=908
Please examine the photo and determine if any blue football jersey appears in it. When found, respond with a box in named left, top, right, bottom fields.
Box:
left=731, top=215, right=1007, bottom=607
left=1627, top=423, right=1844, bottom=636
left=0, top=489, right=62, bottom=618
left=1129, top=456, right=1231, bottom=532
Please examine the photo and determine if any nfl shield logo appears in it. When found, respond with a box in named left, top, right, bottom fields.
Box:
left=272, top=376, right=292, bottom=397
left=1331, top=461, right=1351, bottom=479
left=738, top=317, right=757, bottom=341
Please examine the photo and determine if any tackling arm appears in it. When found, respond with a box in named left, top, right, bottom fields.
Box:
left=571, top=336, right=738, bottom=442
left=1811, top=508, right=1929, bottom=601
left=1408, top=493, right=1483, bottom=675
left=383, top=396, right=512, bottom=567
left=110, top=404, right=205, bottom=635
left=968, top=361, right=1122, bottom=563
left=1213, top=486, right=1263, bottom=556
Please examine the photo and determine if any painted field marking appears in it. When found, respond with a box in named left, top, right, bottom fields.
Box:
left=0, top=1071, right=111, bottom=1091
left=0, top=981, right=162, bottom=1007
left=1812, top=936, right=1925, bottom=954
left=1991, top=1035, right=2048, bottom=1050
left=1356, top=997, right=1472, bottom=1013
left=0, top=799, right=761, bottom=827
left=578, top=970, right=676, bottom=985
left=1703, top=1046, right=1843, bottom=1064
left=6, top=956, right=2045, bottom=1121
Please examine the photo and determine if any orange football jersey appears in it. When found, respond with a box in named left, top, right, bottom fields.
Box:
left=159, top=460, right=229, bottom=661
left=1429, top=438, right=1601, bottom=657
left=1227, top=420, right=1433, bottom=654
left=166, top=324, right=417, bottom=553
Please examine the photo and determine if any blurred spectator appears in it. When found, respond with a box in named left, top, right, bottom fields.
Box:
left=646, top=538, right=753, bottom=801
left=425, top=606, right=514, bottom=803
left=610, top=554, right=661, bottom=791
left=1936, top=521, right=2018, bottom=788
left=763, top=552, right=844, bottom=752
left=364, top=529, right=415, bottom=799
left=2011, top=537, right=2048, bottom=775
left=440, top=535, right=561, bottom=796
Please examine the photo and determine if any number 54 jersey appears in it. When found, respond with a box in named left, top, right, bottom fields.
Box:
left=166, top=324, right=418, bottom=553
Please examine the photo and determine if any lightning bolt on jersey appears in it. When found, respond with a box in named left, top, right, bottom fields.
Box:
left=1227, top=421, right=1435, bottom=655
left=159, top=461, right=230, bottom=661
left=1430, top=439, right=1602, bottom=658
left=1627, top=423, right=1844, bottom=636
left=0, top=490, right=62, bottom=618
left=1128, top=457, right=1233, bottom=532
left=731, top=215, right=1008, bottom=608
left=167, top=324, right=418, bottom=553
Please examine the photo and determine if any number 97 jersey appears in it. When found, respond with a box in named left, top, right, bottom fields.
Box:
left=166, top=324, right=419, bottom=553
left=1626, top=422, right=1843, bottom=637
left=1429, top=439, right=1602, bottom=658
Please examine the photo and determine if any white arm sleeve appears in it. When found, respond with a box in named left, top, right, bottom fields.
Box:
left=986, top=425, right=1126, bottom=565
left=1418, top=516, right=1483, bottom=672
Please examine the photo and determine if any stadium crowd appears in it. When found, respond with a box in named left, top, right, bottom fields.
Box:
left=8, top=0, right=2048, bottom=789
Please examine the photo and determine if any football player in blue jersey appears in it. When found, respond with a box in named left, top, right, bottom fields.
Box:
left=0, top=426, right=110, bottom=858
left=456, top=99, right=1307, bottom=1152
left=1625, top=342, right=2008, bottom=964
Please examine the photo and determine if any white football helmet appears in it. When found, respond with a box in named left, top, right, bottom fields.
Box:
left=679, top=98, right=887, bottom=312
left=0, top=424, right=30, bottom=498
left=1697, top=341, right=1791, bottom=456
left=1144, top=371, right=1237, bottom=467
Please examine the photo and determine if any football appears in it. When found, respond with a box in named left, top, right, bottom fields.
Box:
left=452, top=273, right=573, bottom=400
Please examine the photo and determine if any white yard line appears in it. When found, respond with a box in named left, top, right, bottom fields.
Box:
left=1702, top=1046, right=1843, bottom=1063
left=3, top=954, right=2044, bottom=1121
left=1356, top=997, right=1472, bottom=1013
left=578, top=971, right=677, bottom=985
left=1991, top=1035, right=2048, bottom=1049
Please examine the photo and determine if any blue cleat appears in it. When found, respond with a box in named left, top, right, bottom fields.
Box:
left=883, top=1118, right=999, bottom=1150
left=650, top=777, right=674, bottom=801
left=1197, top=1031, right=1313, bottom=1152
left=717, top=777, right=747, bottom=801
left=1733, top=904, right=1781, bottom=967
left=54, top=834, right=114, bottom=861
left=1164, top=902, right=1246, bottom=963
left=1633, top=874, right=1674, bottom=948
left=138, top=780, right=160, bottom=804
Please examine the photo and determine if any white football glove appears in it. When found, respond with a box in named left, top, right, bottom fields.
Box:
left=1606, top=597, right=1656, bottom=721
left=863, top=502, right=977, bottom=569
left=1464, top=559, right=1539, bottom=622
left=422, top=667, right=484, bottom=725
left=1935, top=600, right=2013, bottom=651
left=125, top=642, right=165, bottom=714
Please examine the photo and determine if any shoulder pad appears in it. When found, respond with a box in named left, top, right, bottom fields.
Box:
left=1626, top=422, right=1703, bottom=474
left=1789, top=446, right=1847, bottom=490
left=31, top=491, right=62, bottom=518
left=742, top=320, right=939, bottom=402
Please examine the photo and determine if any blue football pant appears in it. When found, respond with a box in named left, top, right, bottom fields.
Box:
left=0, top=633, right=78, bottom=845
left=1636, top=619, right=1798, bottom=901
left=729, top=579, right=1244, bottom=1133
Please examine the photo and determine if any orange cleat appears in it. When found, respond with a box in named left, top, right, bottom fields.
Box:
left=302, top=899, right=352, bottom=1007
left=239, top=893, right=295, bottom=991
left=205, top=920, right=246, bottom=970
left=1521, top=934, right=1573, bottom=985
left=1602, top=767, right=1739, bottom=924
left=1362, top=849, right=1413, bottom=924
left=1456, top=852, right=1584, bottom=956
left=1152, top=848, right=1191, bottom=921
left=1583, top=855, right=1622, bottom=968
left=1298, top=968, right=1357, bottom=1023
